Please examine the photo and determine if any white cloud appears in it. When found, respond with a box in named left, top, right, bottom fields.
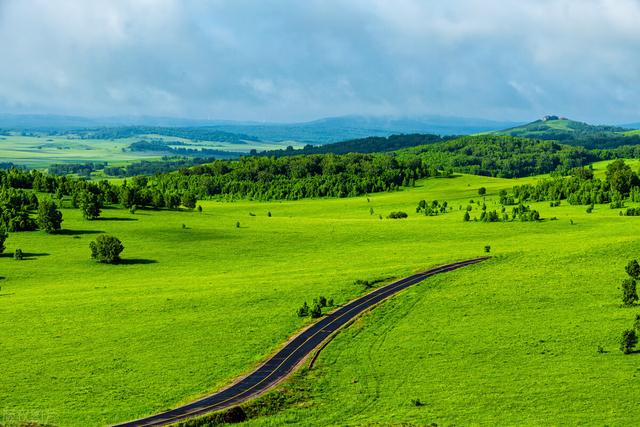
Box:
left=0, top=0, right=638, bottom=122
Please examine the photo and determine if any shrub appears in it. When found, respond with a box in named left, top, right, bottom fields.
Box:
left=315, top=296, right=327, bottom=307
left=387, top=211, right=408, bottom=219
left=463, top=211, right=470, bottom=222
left=296, top=302, right=309, bottom=317
left=621, top=278, right=638, bottom=306
left=310, top=303, right=322, bottom=318
left=620, top=329, right=638, bottom=354
left=354, top=279, right=371, bottom=288
left=267, top=211, right=271, bottom=217
left=197, top=205, right=203, bottom=213
left=236, top=221, right=240, bottom=228
left=14, top=249, right=23, bottom=260
left=327, top=298, right=334, bottom=306
left=478, top=187, right=486, bottom=196
left=484, top=245, right=491, bottom=253
left=89, top=235, right=124, bottom=264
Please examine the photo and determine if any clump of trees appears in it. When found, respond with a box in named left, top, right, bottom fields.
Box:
left=416, top=200, right=448, bottom=216
left=296, top=295, right=332, bottom=318
left=89, top=235, right=124, bottom=264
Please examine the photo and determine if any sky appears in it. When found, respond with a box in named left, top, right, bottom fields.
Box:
left=0, top=0, right=639, bottom=124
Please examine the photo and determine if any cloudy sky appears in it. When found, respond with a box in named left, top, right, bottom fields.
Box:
left=0, top=0, right=639, bottom=123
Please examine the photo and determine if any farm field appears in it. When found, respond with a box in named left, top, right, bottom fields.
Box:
left=0, top=134, right=301, bottom=169
left=1, top=165, right=640, bottom=426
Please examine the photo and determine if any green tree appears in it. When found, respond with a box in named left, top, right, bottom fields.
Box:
left=79, top=191, right=102, bottom=220
left=463, top=211, right=470, bottom=222
left=626, top=259, right=640, bottom=279
left=296, top=301, right=309, bottom=317
left=620, top=329, right=638, bottom=354
left=89, top=235, right=124, bottom=264
left=0, top=226, right=7, bottom=254
left=606, top=159, right=640, bottom=195
left=14, top=248, right=23, bottom=260
left=478, top=187, right=487, bottom=196
left=181, top=192, right=197, bottom=209
left=310, top=303, right=322, bottom=318
left=621, top=278, right=638, bottom=306
left=37, top=199, right=63, bottom=233
left=484, top=245, right=491, bottom=253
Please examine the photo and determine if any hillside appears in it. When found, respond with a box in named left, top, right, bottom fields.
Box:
left=492, top=116, right=640, bottom=148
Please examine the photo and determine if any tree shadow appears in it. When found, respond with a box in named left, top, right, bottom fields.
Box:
left=57, top=229, right=104, bottom=236
left=19, top=252, right=50, bottom=260
left=96, top=217, right=138, bottom=221
left=118, top=258, right=157, bottom=265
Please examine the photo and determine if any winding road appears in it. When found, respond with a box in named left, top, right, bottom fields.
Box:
left=113, top=257, right=489, bottom=427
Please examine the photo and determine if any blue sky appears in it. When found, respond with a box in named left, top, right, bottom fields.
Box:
left=0, top=0, right=639, bottom=123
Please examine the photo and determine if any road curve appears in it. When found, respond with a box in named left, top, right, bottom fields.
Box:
left=112, top=257, right=489, bottom=427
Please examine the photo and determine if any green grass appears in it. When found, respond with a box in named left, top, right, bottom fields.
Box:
left=2, top=171, right=640, bottom=426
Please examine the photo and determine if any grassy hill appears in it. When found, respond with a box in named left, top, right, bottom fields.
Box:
left=3, top=161, right=640, bottom=425
left=491, top=116, right=640, bottom=149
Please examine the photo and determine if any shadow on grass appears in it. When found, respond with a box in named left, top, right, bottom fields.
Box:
left=118, top=258, right=157, bottom=265
left=96, top=217, right=138, bottom=221
left=57, top=229, right=104, bottom=236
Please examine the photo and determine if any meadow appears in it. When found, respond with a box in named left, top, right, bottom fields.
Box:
left=1, top=163, right=640, bottom=426
left=0, top=134, right=302, bottom=169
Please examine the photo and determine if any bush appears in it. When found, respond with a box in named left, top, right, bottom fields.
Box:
left=14, top=248, right=23, bottom=260
left=622, top=278, right=638, bottom=306
left=463, top=211, right=470, bottom=222
left=296, top=301, right=309, bottom=317
left=310, top=303, right=323, bottom=318
left=484, top=245, right=491, bottom=253
left=387, top=211, right=408, bottom=219
left=89, top=235, right=124, bottom=264
left=354, top=279, right=371, bottom=288
left=478, top=187, right=486, bottom=196
left=620, top=329, right=638, bottom=354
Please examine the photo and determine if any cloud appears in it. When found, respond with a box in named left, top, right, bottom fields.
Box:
left=0, top=0, right=639, bottom=123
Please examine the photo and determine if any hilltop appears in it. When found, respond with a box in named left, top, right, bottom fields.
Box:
left=491, top=116, right=640, bottom=148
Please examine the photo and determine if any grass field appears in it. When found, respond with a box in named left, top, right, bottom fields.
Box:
left=0, top=135, right=300, bottom=169
left=1, top=163, right=640, bottom=426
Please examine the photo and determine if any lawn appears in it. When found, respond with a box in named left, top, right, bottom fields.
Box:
left=1, top=169, right=640, bottom=426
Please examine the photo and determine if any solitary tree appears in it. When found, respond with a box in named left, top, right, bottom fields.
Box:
left=89, top=235, right=124, bottom=264
left=37, top=199, right=63, bottom=233
left=79, top=191, right=102, bottom=220
left=463, top=211, right=471, bottom=222
left=478, top=187, right=487, bottom=196
left=620, top=329, right=638, bottom=354
left=14, top=249, right=23, bottom=260
left=484, top=245, right=491, bottom=253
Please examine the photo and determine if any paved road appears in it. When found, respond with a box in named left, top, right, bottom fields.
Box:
left=113, top=257, right=489, bottom=427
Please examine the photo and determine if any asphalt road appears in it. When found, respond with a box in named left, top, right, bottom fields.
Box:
left=112, top=257, right=489, bottom=427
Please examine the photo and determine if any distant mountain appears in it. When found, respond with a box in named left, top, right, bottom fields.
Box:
left=622, top=122, right=640, bottom=130
left=0, top=113, right=521, bottom=144
left=209, top=115, right=522, bottom=143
